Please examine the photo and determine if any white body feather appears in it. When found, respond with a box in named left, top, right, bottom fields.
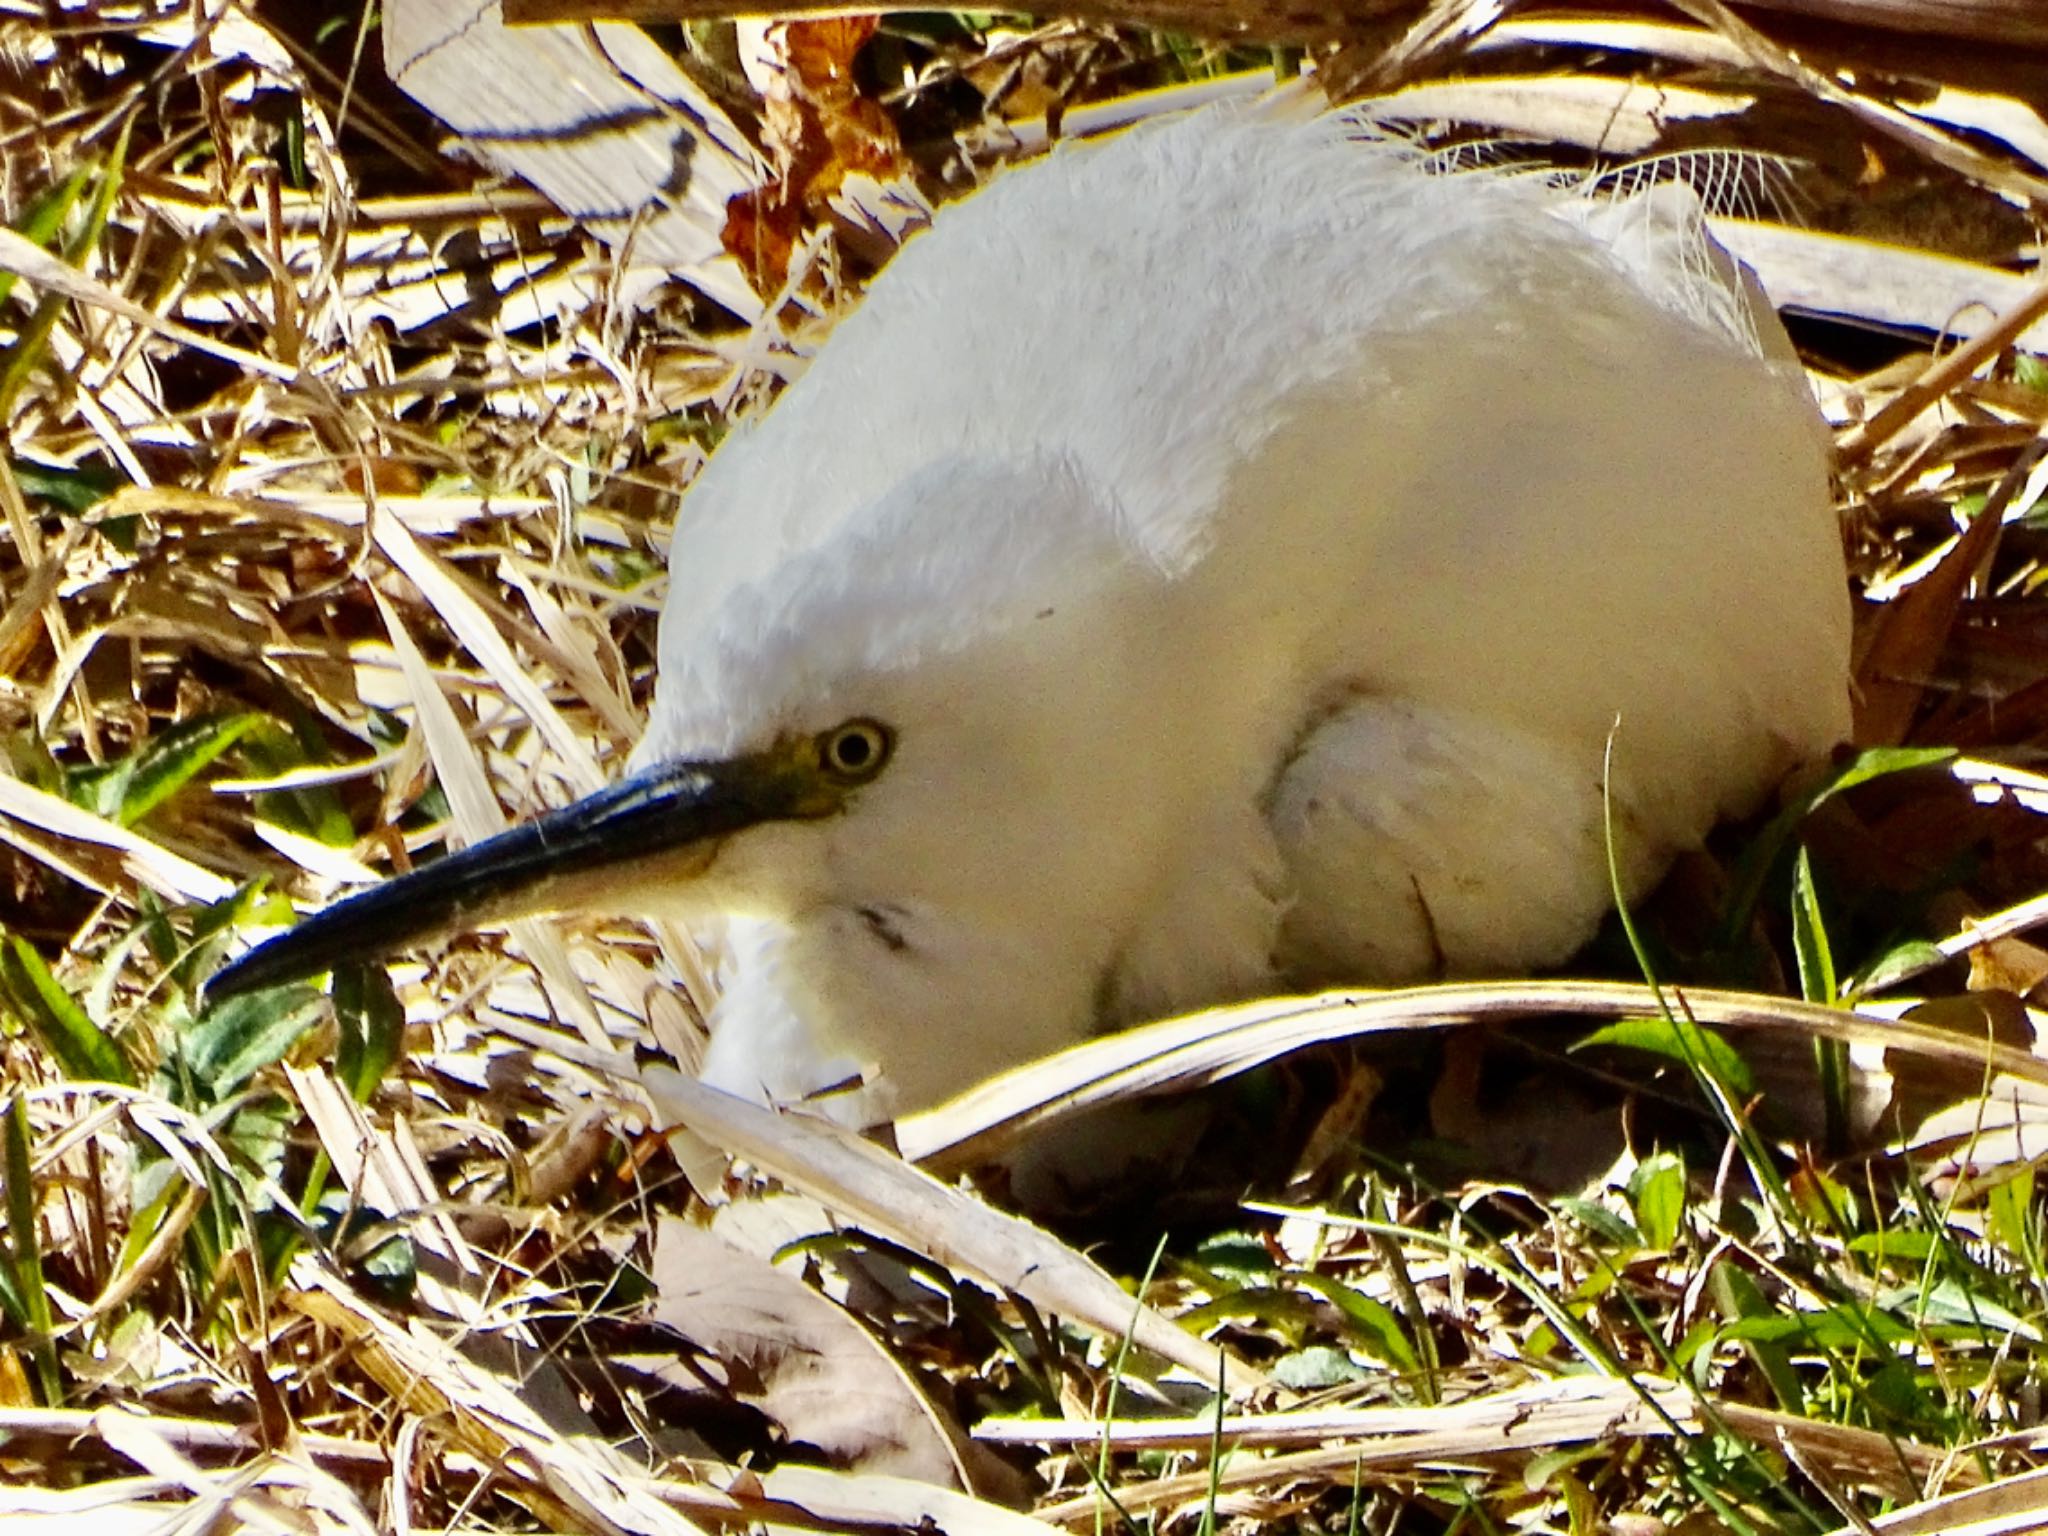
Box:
left=632, top=108, right=1851, bottom=1115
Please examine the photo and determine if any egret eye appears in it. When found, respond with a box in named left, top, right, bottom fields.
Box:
left=819, top=719, right=893, bottom=783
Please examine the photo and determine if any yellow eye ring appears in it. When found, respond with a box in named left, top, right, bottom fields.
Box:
left=819, top=719, right=893, bottom=783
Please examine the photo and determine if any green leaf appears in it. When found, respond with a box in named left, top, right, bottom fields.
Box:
left=1192, top=1231, right=1277, bottom=1282
left=1847, top=939, right=1947, bottom=997
left=0, top=937, right=131, bottom=1085
left=1523, top=1445, right=1605, bottom=1494
left=98, top=512, right=139, bottom=554
left=1709, top=1262, right=1805, bottom=1412
left=1875, top=1279, right=2041, bottom=1341
left=234, top=717, right=356, bottom=846
left=2, top=1095, right=58, bottom=1401
left=1574, top=1016, right=1754, bottom=1099
left=1793, top=847, right=1853, bottom=1145
left=114, top=714, right=263, bottom=827
left=1721, top=1305, right=1911, bottom=1351
left=1272, top=1345, right=1369, bottom=1389
left=354, top=1230, right=418, bottom=1302
left=282, top=93, right=309, bottom=190
left=317, top=1191, right=418, bottom=1301
left=0, top=114, right=131, bottom=416
left=1790, top=849, right=1836, bottom=1005
left=1569, top=1258, right=1625, bottom=1302
left=218, top=1092, right=293, bottom=1206
left=332, top=963, right=404, bottom=1103
left=9, top=455, right=119, bottom=514
left=1847, top=1229, right=1938, bottom=1265
left=1291, top=1273, right=1420, bottom=1375
left=169, top=881, right=289, bottom=994
left=0, top=1216, right=22, bottom=1329
left=1820, top=746, right=1958, bottom=798
left=1554, top=1195, right=1639, bottom=1249
left=177, top=988, right=324, bottom=1100
left=1722, top=745, right=1956, bottom=941
left=0, top=164, right=91, bottom=309
left=135, top=888, right=179, bottom=969
left=1671, top=1317, right=1720, bottom=1378
left=1986, top=1168, right=2040, bottom=1275
left=69, top=714, right=263, bottom=828
left=1855, top=1358, right=1929, bottom=1422
left=1628, top=1151, right=1687, bottom=1251
left=116, top=1172, right=185, bottom=1280
left=62, top=760, right=129, bottom=822
left=1788, top=1166, right=1858, bottom=1234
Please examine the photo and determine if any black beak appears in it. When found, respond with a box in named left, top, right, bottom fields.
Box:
left=206, top=754, right=816, bottom=1000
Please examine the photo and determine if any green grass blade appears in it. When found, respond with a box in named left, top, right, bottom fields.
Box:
left=1720, top=746, right=1955, bottom=945
left=114, top=713, right=262, bottom=828
left=0, top=113, right=132, bottom=418
left=235, top=718, right=357, bottom=846
left=1790, top=848, right=1838, bottom=1006
left=332, top=964, right=404, bottom=1103
left=1575, top=1016, right=1755, bottom=1099
left=8, top=455, right=119, bottom=514
left=0, top=163, right=91, bottom=309
left=3, top=1095, right=60, bottom=1402
left=0, top=937, right=131, bottom=1086
left=178, top=988, right=325, bottom=1101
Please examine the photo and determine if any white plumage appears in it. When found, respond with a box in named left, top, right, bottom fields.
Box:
left=638, top=108, right=1849, bottom=1112
left=215, top=106, right=1851, bottom=1121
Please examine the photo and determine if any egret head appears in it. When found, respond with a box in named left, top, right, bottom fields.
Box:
left=206, top=454, right=1235, bottom=1107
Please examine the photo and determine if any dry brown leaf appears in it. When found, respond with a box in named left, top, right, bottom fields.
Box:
left=643, top=1067, right=1262, bottom=1390
left=382, top=0, right=763, bottom=315
left=1367, top=74, right=1751, bottom=155
left=288, top=1259, right=714, bottom=1535
left=652, top=1218, right=991, bottom=1490
left=1008, top=1373, right=1945, bottom=1522
left=1853, top=457, right=2015, bottom=745
left=902, top=982, right=2048, bottom=1171
left=725, top=18, right=907, bottom=294
left=1712, top=221, right=2048, bottom=351
left=1834, top=1461, right=2048, bottom=1536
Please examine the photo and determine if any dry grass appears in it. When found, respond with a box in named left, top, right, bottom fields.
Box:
left=1, top=3, right=2047, bottom=1533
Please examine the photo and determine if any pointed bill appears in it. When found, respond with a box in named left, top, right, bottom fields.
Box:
left=207, top=751, right=834, bottom=999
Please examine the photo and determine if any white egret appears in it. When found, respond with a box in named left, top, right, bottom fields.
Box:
left=212, top=106, right=1851, bottom=1121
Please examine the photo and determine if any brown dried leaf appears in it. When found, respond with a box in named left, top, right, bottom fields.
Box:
left=1966, top=933, right=2048, bottom=998
left=726, top=19, right=905, bottom=292
left=651, top=1218, right=984, bottom=1489
left=783, top=17, right=880, bottom=99
left=723, top=186, right=806, bottom=296
left=902, top=982, right=2048, bottom=1172
left=1888, top=988, right=2038, bottom=1131
left=644, top=1066, right=1260, bottom=1389
left=1853, top=482, right=2006, bottom=745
